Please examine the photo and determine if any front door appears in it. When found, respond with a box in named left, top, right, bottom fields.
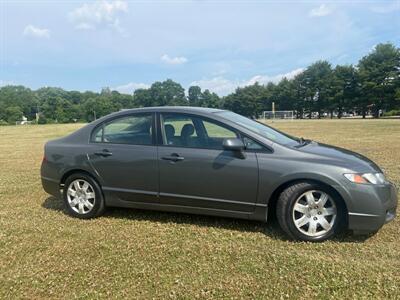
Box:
left=158, top=112, right=258, bottom=212
left=88, top=113, right=158, bottom=203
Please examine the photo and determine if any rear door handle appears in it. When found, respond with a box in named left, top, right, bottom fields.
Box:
left=161, top=153, right=184, bottom=162
left=94, top=149, right=113, bottom=157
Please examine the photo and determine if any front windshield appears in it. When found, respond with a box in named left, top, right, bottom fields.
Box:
left=217, top=111, right=299, bottom=146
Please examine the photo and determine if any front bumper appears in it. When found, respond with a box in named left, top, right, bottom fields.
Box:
left=346, top=182, right=398, bottom=234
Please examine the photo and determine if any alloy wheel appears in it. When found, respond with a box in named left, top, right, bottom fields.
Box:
left=292, top=190, right=337, bottom=237
left=66, top=179, right=96, bottom=215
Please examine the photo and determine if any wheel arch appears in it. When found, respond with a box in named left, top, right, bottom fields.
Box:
left=60, top=169, right=100, bottom=187
left=267, top=178, right=349, bottom=225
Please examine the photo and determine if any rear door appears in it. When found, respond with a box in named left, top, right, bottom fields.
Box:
left=157, top=112, right=259, bottom=213
left=88, top=113, right=158, bottom=203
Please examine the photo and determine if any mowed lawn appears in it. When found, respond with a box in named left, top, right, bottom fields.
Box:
left=0, top=120, right=399, bottom=299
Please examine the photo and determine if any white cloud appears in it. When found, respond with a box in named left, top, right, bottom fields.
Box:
left=190, top=68, right=304, bottom=96
left=23, top=25, right=50, bottom=38
left=111, top=68, right=304, bottom=96
left=69, top=0, right=128, bottom=32
left=112, top=82, right=150, bottom=94
left=190, top=77, right=236, bottom=96
left=245, top=68, right=304, bottom=86
left=161, top=54, right=188, bottom=65
left=309, top=4, right=333, bottom=17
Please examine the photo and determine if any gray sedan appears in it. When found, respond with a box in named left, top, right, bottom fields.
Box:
left=41, top=107, right=397, bottom=241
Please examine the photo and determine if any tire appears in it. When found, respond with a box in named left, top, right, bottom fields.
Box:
left=276, top=182, right=344, bottom=242
left=63, top=173, right=105, bottom=219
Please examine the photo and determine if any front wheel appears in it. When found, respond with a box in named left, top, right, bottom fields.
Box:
left=63, top=173, right=105, bottom=219
left=276, top=182, right=344, bottom=242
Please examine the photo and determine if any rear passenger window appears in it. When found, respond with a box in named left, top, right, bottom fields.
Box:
left=92, top=114, right=153, bottom=145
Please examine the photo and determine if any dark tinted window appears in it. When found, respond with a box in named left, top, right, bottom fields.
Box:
left=92, top=114, right=153, bottom=145
left=161, top=113, right=238, bottom=149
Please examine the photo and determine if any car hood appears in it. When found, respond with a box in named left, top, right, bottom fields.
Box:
left=296, top=141, right=382, bottom=173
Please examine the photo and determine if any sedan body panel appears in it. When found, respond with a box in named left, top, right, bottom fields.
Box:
left=295, top=142, right=382, bottom=173
left=87, top=143, right=159, bottom=203
left=158, top=146, right=259, bottom=212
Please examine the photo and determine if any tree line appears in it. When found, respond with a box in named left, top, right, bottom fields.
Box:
left=0, top=42, right=399, bottom=125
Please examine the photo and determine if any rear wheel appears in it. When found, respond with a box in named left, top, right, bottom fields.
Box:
left=276, top=182, right=343, bottom=242
left=63, top=173, right=105, bottom=219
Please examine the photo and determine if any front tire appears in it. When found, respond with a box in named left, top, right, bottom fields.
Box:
left=276, top=182, right=343, bottom=242
left=63, top=173, right=105, bottom=219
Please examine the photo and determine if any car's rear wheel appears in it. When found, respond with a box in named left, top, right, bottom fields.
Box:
left=276, top=182, right=343, bottom=242
left=63, top=173, right=105, bottom=219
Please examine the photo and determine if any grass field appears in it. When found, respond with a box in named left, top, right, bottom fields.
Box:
left=0, top=120, right=399, bottom=299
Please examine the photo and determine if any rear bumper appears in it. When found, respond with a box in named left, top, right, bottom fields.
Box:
left=41, top=176, right=61, bottom=198
left=347, top=182, right=398, bottom=235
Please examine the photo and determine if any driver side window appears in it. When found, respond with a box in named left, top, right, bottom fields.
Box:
left=161, top=113, right=238, bottom=150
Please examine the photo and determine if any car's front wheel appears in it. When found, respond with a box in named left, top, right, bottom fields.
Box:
left=63, top=173, right=105, bottom=219
left=276, top=182, right=344, bottom=242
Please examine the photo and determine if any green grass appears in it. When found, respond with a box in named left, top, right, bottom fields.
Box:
left=0, top=120, right=399, bottom=299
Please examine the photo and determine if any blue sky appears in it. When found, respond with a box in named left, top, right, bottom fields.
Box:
left=1, top=0, right=399, bottom=95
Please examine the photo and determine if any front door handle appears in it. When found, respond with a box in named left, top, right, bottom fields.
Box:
left=161, top=153, right=184, bottom=162
left=94, top=149, right=113, bottom=157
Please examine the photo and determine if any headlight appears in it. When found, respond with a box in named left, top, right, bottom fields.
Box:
left=344, top=173, right=387, bottom=184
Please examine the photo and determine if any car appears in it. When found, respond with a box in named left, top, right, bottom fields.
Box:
left=41, top=107, right=398, bottom=241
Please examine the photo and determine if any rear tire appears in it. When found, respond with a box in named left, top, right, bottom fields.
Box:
left=63, top=173, right=105, bottom=219
left=276, top=182, right=344, bottom=242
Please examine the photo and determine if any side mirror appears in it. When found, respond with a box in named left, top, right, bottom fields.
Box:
left=222, top=138, right=245, bottom=151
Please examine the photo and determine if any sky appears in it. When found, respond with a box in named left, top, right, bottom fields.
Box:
left=1, top=0, right=399, bottom=96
